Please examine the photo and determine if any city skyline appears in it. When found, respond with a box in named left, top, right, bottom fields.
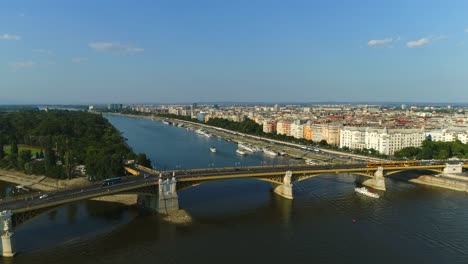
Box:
left=2, top=0, right=468, bottom=104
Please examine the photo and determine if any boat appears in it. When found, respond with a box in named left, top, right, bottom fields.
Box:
left=210, top=147, right=217, bottom=153
left=195, top=129, right=212, bottom=137
left=238, top=142, right=256, bottom=152
left=236, top=149, right=247, bottom=155
left=263, top=148, right=278, bottom=157
left=354, top=187, right=379, bottom=198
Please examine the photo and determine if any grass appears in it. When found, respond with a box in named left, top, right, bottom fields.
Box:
left=3, top=145, right=44, bottom=155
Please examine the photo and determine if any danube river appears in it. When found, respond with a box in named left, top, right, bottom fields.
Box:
left=2, top=114, right=468, bottom=264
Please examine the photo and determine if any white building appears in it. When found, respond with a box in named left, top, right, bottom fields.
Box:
left=340, top=127, right=425, bottom=155
left=426, top=128, right=468, bottom=144
left=290, top=120, right=304, bottom=139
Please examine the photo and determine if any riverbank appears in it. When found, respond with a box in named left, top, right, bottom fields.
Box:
left=410, top=175, right=468, bottom=193
left=106, top=112, right=371, bottom=165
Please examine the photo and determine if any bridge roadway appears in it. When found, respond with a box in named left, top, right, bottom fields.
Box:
left=1, top=161, right=457, bottom=214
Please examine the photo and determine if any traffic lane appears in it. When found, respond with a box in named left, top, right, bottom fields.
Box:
left=4, top=178, right=157, bottom=211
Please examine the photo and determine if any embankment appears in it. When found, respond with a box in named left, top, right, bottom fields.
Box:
left=410, top=175, right=468, bottom=192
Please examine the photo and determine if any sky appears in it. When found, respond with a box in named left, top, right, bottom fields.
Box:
left=1, top=0, right=468, bottom=104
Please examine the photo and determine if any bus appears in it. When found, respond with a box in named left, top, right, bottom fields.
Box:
left=102, top=177, right=122, bottom=187
left=124, top=167, right=140, bottom=176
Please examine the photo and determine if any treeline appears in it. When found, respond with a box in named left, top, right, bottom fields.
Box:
left=0, top=110, right=150, bottom=180
left=394, top=140, right=468, bottom=160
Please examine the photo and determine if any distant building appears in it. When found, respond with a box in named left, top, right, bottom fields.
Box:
left=340, top=127, right=425, bottom=155
left=107, top=104, right=123, bottom=111
left=290, top=120, right=304, bottom=139
left=192, top=103, right=198, bottom=110
left=263, top=120, right=277, bottom=133
left=303, top=121, right=313, bottom=140
left=197, top=112, right=207, bottom=122
left=426, top=128, right=468, bottom=144
left=276, top=120, right=291, bottom=136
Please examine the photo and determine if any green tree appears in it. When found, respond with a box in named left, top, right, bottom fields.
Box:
left=9, top=137, right=19, bottom=168
left=18, top=149, right=32, bottom=171
left=136, top=153, right=152, bottom=168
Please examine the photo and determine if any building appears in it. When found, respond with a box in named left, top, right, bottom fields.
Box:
left=426, top=128, right=468, bottom=144
left=325, top=125, right=341, bottom=146
left=197, top=112, right=207, bottom=122
left=340, top=127, right=425, bottom=155
left=311, top=124, right=324, bottom=142
left=107, top=104, right=123, bottom=111
left=290, top=120, right=304, bottom=139
left=276, top=120, right=291, bottom=136
left=263, top=120, right=277, bottom=133
left=303, top=121, right=312, bottom=140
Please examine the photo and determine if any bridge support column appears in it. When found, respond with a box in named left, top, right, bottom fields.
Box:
left=443, top=163, right=463, bottom=174
left=138, top=174, right=179, bottom=214
left=272, top=171, right=294, bottom=200
left=363, top=166, right=386, bottom=191
left=0, top=210, right=15, bottom=258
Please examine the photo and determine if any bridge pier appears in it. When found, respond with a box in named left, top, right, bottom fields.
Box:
left=363, top=166, right=386, bottom=191
left=272, top=171, right=294, bottom=199
left=0, top=210, right=15, bottom=258
left=443, top=163, right=463, bottom=174
left=137, top=174, right=179, bottom=214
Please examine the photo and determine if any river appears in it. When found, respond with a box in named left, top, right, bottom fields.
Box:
left=2, top=114, right=468, bottom=264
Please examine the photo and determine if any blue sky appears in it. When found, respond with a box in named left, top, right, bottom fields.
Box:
left=1, top=0, right=468, bottom=104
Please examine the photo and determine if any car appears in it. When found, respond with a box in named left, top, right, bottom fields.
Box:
left=39, top=194, right=49, bottom=199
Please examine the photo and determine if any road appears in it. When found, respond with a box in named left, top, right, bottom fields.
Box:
left=0, top=160, right=455, bottom=213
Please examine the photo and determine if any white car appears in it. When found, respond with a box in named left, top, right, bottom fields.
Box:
left=39, top=194, right=49, bottom=199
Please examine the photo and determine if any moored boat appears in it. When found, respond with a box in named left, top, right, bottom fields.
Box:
left=210, top=147, right=217, bottom=153
left=236, top=149, right=247, bottom=155
left=263, top=148, right=278, bottom=156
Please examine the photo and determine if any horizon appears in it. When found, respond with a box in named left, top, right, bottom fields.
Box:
left=1, top=100, right=467, bottom=107
left=2, top=0, right=468, bottom=104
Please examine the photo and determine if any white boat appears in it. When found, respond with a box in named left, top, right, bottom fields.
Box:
left=196, top=129, right=212, bottom=137
left=263, top=148, right=278, bottom=156
left=354, top=187, right=379, bottom=198
left=238, top=142, right=256, bottom=152
left=210, top=147, right=217, bottom=153
left=162, top=120, right=170, bottom=125
left=236, top=149, right=247, bottom=155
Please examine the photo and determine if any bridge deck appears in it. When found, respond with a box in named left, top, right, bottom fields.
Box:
left=1, top=162, right=465, bottom=214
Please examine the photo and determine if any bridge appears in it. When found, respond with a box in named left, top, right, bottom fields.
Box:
left=1, top=162, right=466, bottom=257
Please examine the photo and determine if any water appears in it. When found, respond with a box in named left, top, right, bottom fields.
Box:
left=2, top=115, right=468, bottom=264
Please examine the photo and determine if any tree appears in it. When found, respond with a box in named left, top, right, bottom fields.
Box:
left=0, top=137, right=5, bottom=160
left=319, top=139, right=328, bottom=147
left=136, top=153, right=152, bottom=168
left=9, top=137, right=19, bottom=168
left=18, top=150, right=32, bottom=171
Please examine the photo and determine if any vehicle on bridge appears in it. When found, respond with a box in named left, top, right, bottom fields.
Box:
left=102, top=177, right=122, bottom=187
left=125, top=167, right=140, bottom=176
left=366, top=161, right=418, bottom=168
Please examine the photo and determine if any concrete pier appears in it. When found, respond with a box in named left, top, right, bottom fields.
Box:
left=273, top=171, right=294, bottom=199
left=363, top=166, right=386, bottom=191
left=137, top=174, right=179, bottom=214
left=0, top=210, right=15, bottom=257
left=443, top=163, right=463, bottom=174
